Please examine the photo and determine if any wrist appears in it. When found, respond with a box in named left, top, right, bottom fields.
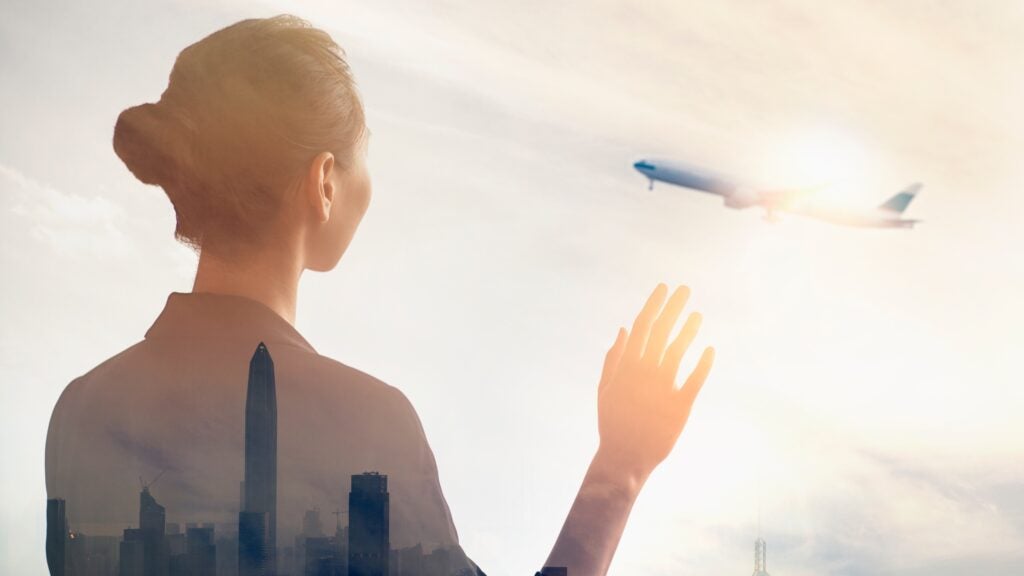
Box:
left=589, top=446, right=652, bottom=497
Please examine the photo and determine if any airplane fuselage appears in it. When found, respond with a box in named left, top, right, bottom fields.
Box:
left=632, top=158, right=919, bottom=229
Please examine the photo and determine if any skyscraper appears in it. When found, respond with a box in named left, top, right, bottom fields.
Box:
left=239, top=342, right=278, bottom=576
left=184, top=526, right=217, bottom=576
left=302, top=509, right=324, bottom=539
left=46, top=498, right=68, bottom=576
left=140, top=486, right=166, bottom=534
left=752, top=537, right=770, bottom=576
left=119, top=486, right=169, bottom=576
left=348, top=472, right=389, bottom=576
left=239, top=512, right=271, bottom=576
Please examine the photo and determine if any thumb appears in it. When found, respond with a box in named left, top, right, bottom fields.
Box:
left=598, top=327, right=628, bottom=394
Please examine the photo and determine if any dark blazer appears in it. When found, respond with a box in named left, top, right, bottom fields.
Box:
left=45, top=291, right=480, bottom=575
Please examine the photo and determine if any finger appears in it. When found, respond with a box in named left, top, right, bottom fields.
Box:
left=598, top=327, right=628, bottom=394
left=675, top=346, right=715, bottom=413
left=641, top=285, right=690, bottom=366
left=660, top=312, right=703, bottom=380
left=623, top=283, right=668, bottom=361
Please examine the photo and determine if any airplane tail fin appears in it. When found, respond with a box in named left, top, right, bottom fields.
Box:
left=878, top=183, right=922, bottom=214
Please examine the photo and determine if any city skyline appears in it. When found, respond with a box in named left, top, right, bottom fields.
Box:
left=46, top=472, right=496, bottom=576
left=43, top=343, right=485, bottom=576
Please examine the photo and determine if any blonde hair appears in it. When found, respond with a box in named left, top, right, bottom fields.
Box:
left=113, top=15, right=366, bottom=255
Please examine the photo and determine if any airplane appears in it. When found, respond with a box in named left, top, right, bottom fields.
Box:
left=632, top=158, right=921, bottom=228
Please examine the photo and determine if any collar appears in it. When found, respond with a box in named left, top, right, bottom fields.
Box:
left=144, top=291, right=316, bottom=354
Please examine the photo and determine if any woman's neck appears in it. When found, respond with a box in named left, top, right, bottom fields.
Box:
left=192, top=245, right=303, bottom=325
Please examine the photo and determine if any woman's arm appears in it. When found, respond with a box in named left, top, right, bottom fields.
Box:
left=543, top=283, right=715, bottom=576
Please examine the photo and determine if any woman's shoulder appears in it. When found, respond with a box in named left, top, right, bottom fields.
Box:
left=49, top=339, right=150, bottom=410
left=44, top=338, right=152, bottom=492
left=285, top=347, right=422, bottom=424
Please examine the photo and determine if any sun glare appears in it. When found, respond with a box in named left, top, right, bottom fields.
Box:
left=760, top=126, right=874, bottom=208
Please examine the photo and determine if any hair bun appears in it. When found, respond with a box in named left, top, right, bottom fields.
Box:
left=112, top=101, right=187, bottom=190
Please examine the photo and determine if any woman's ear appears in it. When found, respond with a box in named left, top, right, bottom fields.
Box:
left=306, top=151, right=336, bottom=223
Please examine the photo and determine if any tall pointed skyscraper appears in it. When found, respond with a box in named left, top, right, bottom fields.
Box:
left=239, top=342, right=277, bottom=576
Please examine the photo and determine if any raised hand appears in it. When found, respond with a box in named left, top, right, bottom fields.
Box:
left=596, top=283, right=715, bottom=480
left=544, top=283, right=715, bottom=576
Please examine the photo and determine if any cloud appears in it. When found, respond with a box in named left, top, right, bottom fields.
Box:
left=0, top=163, right=133, bottom=259
left=774, top=448, right=1023, bottom=575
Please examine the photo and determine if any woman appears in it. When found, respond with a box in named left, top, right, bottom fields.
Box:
left=45, top=15, right=714, bottom=576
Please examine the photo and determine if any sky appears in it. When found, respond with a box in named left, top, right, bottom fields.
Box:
left=2, top=1, right=1024, bottom=574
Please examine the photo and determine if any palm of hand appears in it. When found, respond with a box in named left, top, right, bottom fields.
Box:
left=597, top=284, right=715, bottom=478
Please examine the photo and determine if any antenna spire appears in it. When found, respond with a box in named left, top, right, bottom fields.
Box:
left=758, top=500, right=762, bottom=538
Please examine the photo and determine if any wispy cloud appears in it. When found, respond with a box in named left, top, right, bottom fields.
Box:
left=1, top=164, right=133, bottom=259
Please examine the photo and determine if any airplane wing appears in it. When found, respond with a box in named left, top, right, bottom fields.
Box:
left=760, top=183, right=828, bottom=211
